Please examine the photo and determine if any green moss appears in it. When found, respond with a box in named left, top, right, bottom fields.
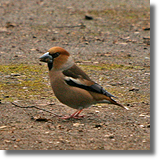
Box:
left=87, top=8, right=149, bottom=31
left=0, top=64, right=50, bottom=101
left=0, top=64, right=44, bottom=74
left=88, top=8, right=149, bottom=20
left=30, top=24, right=48, bottom=31
left=0, top=63, right=147, bottom=104
left=80, top=64, right=142, bottom=71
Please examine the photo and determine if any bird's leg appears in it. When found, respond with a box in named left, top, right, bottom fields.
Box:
left=72, top=109, right=84, bottom=118
left=59, top=109, right=84, bottom=119
left=59, top=110, right=79, bottom=119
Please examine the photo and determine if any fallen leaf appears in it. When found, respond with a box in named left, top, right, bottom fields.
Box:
left=85, top=15, right=93, bottom=20
left=73, top=123, right=84, bottom=127
left=6, top=22, right=16, bottom=28
left=31, top=116, right=49, bottom=122
left=0, top=126, right=7, bottom=129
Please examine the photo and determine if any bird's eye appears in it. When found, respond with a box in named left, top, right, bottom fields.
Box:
left=52, top=52, right=60, bottom=58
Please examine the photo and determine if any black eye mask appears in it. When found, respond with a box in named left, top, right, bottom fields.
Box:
left=39, top=52, right=60, bottom=70
left=47, top=52, right=60, bottom=70
left=52, top=52, right=60, bottom=58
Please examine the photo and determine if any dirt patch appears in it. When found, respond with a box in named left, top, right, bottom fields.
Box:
left=0, top=0, right=150, bottom=150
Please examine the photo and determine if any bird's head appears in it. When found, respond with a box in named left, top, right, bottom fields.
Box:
left=39, top=47, right=74, bottom=71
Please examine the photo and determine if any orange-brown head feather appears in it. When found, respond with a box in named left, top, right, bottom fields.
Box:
left=48, top=47, right=74, bottom=70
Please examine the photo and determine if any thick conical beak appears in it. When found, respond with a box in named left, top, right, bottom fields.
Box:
left=39, top=52, right=53, bottom=63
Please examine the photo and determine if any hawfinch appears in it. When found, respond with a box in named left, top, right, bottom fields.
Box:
left=39, top=47, right=127, bottom=119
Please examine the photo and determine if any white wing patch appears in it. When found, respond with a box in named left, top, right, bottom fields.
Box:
left=64, top=77, right=84, bottom=86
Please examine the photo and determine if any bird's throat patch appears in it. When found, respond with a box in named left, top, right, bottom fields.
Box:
left=48, top=63, right=53, bottom=70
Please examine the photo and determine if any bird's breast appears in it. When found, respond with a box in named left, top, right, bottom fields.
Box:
left=49, top=72, right=94, bottom=109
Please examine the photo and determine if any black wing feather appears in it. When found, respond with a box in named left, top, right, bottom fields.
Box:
left=90, top=83, right=116, bottom=98
left=65, top=78, right=116, bottom=98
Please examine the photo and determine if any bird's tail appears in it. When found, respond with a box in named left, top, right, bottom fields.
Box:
left=109, top=97, right=129, bottom=110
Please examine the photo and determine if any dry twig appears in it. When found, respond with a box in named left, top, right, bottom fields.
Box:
left=11, top=102, right=60, bottom=117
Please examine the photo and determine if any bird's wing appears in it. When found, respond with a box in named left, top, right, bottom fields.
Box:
left=65, top=77, right=116, bottom=98
left=63, top=64, right=91, bottom=80
left=63, top=70, right=116, bottom=98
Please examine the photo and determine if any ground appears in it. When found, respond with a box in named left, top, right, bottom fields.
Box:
left=0, top=0, right=150, bottom=150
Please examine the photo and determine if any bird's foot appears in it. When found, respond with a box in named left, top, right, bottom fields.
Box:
left=59, top=115, right=85, bottom=120
left=59, top=109, right=84, bottom=119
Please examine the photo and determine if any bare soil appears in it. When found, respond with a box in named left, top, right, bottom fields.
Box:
left=0, top=0, right=150, bottom=150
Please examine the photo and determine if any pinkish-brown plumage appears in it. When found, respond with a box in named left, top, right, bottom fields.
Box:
left=39, top=47, right=127, bottom=119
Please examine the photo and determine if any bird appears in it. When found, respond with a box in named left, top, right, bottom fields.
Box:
left=39, top=46, right=128, bottom=119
